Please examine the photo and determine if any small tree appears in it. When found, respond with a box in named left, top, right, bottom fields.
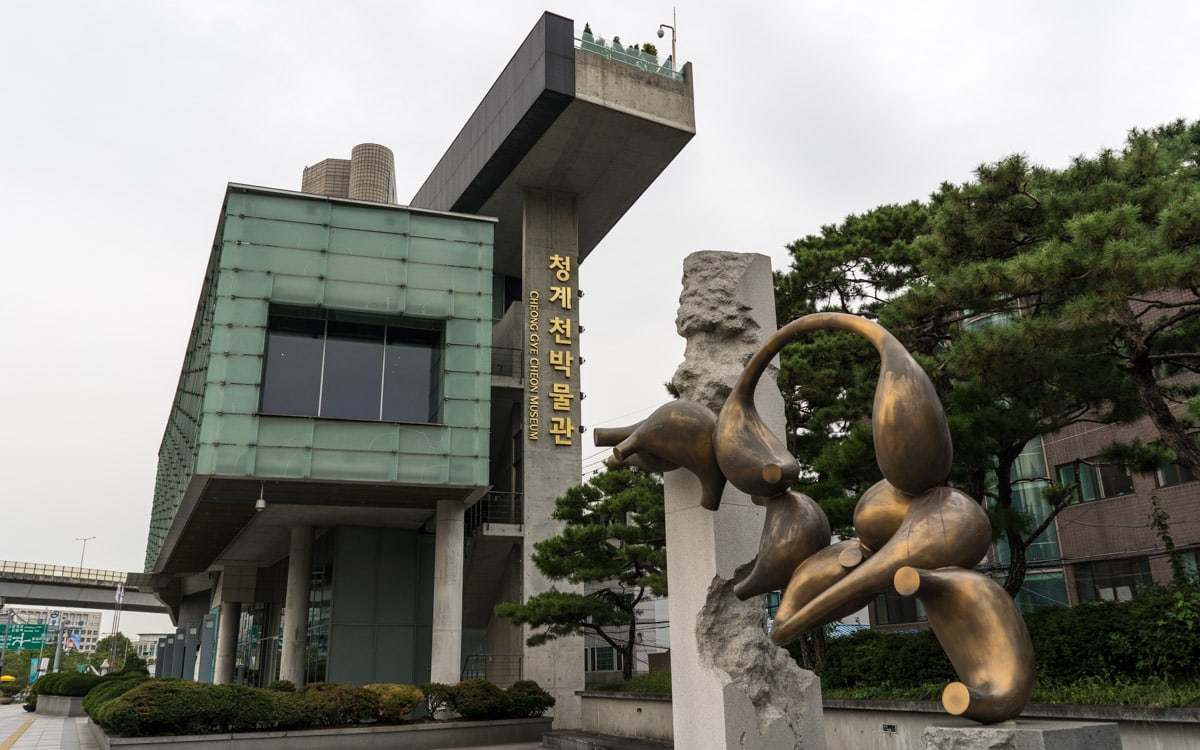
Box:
left=495, top=468, right=665, bottom=680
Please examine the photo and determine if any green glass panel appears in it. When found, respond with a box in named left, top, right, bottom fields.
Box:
left=444, top=344, right=485, bottom=373
left=270, top=275, right=325, bottom=305
left=237, top=192, right=332, bottom=226
left=257, top=418, right=315, bottom=447
left=207, top=353, right=264, bottom=385
left=329, top=227, right=409, bottom=260
left=407, top=262, right=455, bottom=291
left=443, top=372, right=479, bottom=400
left=445, top=319, right=486, bottom=346
left=396, top=455, right=450, bottom=484
left=442, top=400, right=484, bottom=428
left=210, top=414, right=258, bottom=447
left=228, top=216, right=330, bottom=251
left=330, top=204, right=411, bottom=235
left=204, top=383, right=260, bottom=414
left=235, top=245, right=327, bottom=277
left=451, top=267, right=487, bottom=294
left=397, top=425, right=450, bottom=455
left=410, top=214, right=492, bottom=244
left=310, top=448, right=396, bottom=482
left=194, top=445, right=218, bottom=475
left=451, top=293, right=488, bottom=319
left=254, top=446, right=312, bottom=477
left=228, top=270, right=274, bottom=298
left=311, top=421, right=399, bottom=452
left=404, top=288, right=450, bottom=317
left=449, top=428, right=486, bottom=456
left=212, top=297, right=268, bottom=328
left=408, top=236, right=481, bottom=267
left=212, top=444, right=255, bottom=474
left=326, top=253, right=406, bottom=285
left=448, top=456, right=484, bottom=485
left=324, top=280, right=403, bottom=311
left=209, top=326, right=266, bottom=356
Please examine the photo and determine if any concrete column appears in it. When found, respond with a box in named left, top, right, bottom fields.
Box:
left=520, top=188, right=584, bottom=728
left=432, top=499, right=466, bottom=684
left=664, top=252, right=824, bottom=749
left=279, top=525, right=314, bottom=687
left=213, top=602, right=240, bottom=684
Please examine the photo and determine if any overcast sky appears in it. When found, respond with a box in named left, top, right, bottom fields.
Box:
left=3, top=1, right=1198, bottom=637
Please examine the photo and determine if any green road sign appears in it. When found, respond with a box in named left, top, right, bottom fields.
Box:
left=0, top=623, right=49, bottom=650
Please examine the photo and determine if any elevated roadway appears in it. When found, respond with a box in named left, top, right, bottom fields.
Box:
left=0, top=561, right=168, bottom=614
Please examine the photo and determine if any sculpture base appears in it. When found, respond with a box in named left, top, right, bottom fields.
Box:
left=924, top=719, right=1121, bottom=750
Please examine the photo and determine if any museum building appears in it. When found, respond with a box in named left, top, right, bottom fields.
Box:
left=142, top=11, right=694, bottom=725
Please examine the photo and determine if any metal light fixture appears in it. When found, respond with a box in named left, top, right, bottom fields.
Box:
left=255, top=482, right=266, bottom=512
left=657, top=9, right=677, bottom=64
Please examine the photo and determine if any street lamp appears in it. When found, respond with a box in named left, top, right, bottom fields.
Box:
left=657, top=10, right=677, bottom=65
left=76, top=536, right=96, bottom=569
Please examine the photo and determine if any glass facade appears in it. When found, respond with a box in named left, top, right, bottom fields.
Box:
left=147, top=188, right=494, bottom=570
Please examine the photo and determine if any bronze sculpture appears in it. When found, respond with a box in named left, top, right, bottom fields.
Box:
left=595, top=312, right=1034, bottom=724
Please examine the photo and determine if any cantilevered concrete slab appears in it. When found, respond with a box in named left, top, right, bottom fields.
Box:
left=412, top=11, right=695, bottom=275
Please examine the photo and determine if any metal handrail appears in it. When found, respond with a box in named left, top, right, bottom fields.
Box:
left=465, top=492, right=524, bottom=537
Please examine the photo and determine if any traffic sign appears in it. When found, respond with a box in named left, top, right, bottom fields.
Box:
left=1, top=623, right=48, bottom=650
left=48, top=610, right=61, bottom=627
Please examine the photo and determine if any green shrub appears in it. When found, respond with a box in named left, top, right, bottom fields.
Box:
left=363, top=683, right=423, bottom=722
left=506, top=680, right=555, bottom=717
left=448, top=678, right=513, bottom=720
left=816, top=628, right=953, bottom=690
left=93, top=680, right=225, bottom=737
left=83, top=674, right=148, bottom=716
left=266, top=689, right=310, bottom=730
left=268, top=679, right=295, bottom=692
left=419, top=681, right=455, bottom=715
left=302, top=682, right=378, bottom=726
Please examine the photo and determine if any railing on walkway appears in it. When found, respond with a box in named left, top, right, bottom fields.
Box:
left=461, top=652, right=523, bottom=688
left=465, top=492, right=524, bottom=537
left=577, top=34, right=685, bottom=81
left=0, top=560, right=128, bottom=587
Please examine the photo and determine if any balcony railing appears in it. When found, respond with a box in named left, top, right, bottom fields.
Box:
left=577, top=34, right=684, bottom=82
left=465, top=492, right=524, bottom=537
left=462, top=652, right=522, bottom=687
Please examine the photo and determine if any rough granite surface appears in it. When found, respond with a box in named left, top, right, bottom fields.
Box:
left=673, top=251, right=779, bottom=413
left=696, top=565, right=824, bottom=749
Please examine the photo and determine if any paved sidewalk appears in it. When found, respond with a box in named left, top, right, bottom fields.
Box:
left=0, top=703, right=98, bottom=750
left=1, top=702, right=543, bottom=750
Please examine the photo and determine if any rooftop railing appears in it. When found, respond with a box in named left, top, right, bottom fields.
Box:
left=577, top=33, right=684, bottom=82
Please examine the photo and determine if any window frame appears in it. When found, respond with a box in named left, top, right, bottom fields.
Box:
left=259, top=306, right=443, bottom=424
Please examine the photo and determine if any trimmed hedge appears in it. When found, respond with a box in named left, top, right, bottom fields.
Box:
left=813, top=586, right=1200, bottom=692
left=32, top=671, right=104, bottom=697
left=88, top=677, right=547, bottom=737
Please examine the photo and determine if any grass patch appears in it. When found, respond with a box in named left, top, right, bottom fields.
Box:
left=591, top=670, right=672, bottom=694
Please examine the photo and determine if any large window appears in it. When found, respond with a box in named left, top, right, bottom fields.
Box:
left=1074, top=557, right=1151, bottom=602
left=1055, top=459, right=1134, bottom=502
left=261, top=307, right=442, bottom=423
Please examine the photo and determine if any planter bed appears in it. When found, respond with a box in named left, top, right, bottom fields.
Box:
left=87, top=716, right=553, bottom=750
left=37, top=695, right=87, bottom=717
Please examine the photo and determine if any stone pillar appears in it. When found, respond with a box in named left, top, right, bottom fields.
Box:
left=520, top=188, right=584, bottom=728
left=213, top=602, right=240, bottom=684
left=665, top=252, right=825, bottom=749
left=279, top=526, right=313, bottom=687
left=432, top=499, right=466, bottom=684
